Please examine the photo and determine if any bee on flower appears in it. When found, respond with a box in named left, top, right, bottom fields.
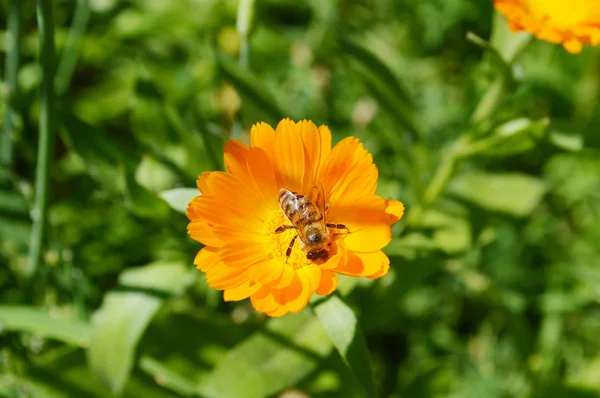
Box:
left=186, top=119, right=404, bottom=317
left=494, top=0, right=600, bottom=54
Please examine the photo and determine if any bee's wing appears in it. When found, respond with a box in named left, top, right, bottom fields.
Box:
left=308, top=183, right=327, bottom=222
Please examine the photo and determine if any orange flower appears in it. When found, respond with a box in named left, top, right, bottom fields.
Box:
left=494, top=0, right=600, bottom=53
left=186, top=119, right=404, bottom=317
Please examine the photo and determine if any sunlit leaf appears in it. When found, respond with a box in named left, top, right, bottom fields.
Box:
left=158, top=188, right=199, bottom=214
left=0, top=306, right=90, bottom=347
left=448, top=172, right=548, bottom=217
left=313, top=295, right=376, bottom=398
left=87, top=262, right=194, bottom=395
left=197, top=310, right=332, bottom=398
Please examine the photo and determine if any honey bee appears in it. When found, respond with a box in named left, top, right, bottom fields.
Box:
left=275, top=184, right=350, bottom=264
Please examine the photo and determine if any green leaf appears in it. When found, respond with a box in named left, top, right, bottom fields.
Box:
left=461, top=118, right=548, bottom=158
left=139, top=356, right=196, bottom=397
left=0, top=305, right=90, bottom=347
left=119, top=167, right=171, bottom=219
left=87, top=261, right=194, bottom=395
left=198, top=310, right=333, bottom=398
left=158, top=188, right=199, bottom=214
left=312, top=296, right=376, bottom=398
left=548, top=131, right=583, bottom=152
left=215, top=51, right=290, bottom=123
left=448, top=172, right=548, bottom=217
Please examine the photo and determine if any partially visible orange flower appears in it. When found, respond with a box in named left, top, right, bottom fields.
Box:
left=187, top=119, right=404, bottom=317
left=494, top=0, right=600, bottom=53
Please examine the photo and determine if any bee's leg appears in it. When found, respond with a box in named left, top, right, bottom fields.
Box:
left=326, top=223, right=351, bottom=234
left=274, top=225, right=295, bottom=234
left=285, top=235, right=298, bottom=263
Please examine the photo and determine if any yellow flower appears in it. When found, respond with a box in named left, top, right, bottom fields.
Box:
left=187, top=119, right=404, bottom=317
left=494, top=0, right=600, bottom=53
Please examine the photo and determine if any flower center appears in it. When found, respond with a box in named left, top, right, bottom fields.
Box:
left=264, top=208, right=315, bottom=269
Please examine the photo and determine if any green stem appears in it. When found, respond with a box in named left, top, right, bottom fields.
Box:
left=232, top=0, right=255, bottom=140
left=422, top=152, right=457, bottom=206
left=1, top=0, right=21, bottom=169
left=27, top=0, right=56, bottom=278
left=470, top=77, right=505, bottom=125
left=55, top=0, right=91, bottom=95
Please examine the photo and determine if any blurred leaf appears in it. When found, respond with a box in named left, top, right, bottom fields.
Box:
left=448, top=172, right=547, bottom=217
left=159, top=188, right=199, bottom=214
left=549, top=131, right=583, bottom=152
left=119, top=168, right=170, bottom=219
left=349, top=57, right=420, bottom=138
left=313, top=295, right=376, bottom=398
left=139, top=356, right=196, bottom=397
left=0, top=190, right=28, bottom=216
left=215, top=51, right=290, bottom=123
left=530, top=384, right=600, bottom=398
left=198, top=310, right=332, bottom=398
left=87, top=261, right=194, bottom=395
left=341, top=36, right=412, bottom=105
left=0, top=306, right=90, bottom=347
left=461, top=118, right=548, bottom=158
left=544, top=153, right=600, bottom=206
left=433, top=220, right=471, bottom=254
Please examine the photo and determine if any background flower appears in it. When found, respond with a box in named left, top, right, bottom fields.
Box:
left=187, top=119, right=404, bottom=316
left=495, top=0, right=600, bottom=53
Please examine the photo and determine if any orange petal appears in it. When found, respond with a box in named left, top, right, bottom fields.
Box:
left=298, top=266, right=320, bottom=292
left=193, top=246, right=220, bottom=271
left=385, top=199, right=405, bottom=223
left=344, top=250, right=389, bottom=277
left=212, top=224, right=266, bottom=242
left=218, top=240, right=271, bottom=268
left=270, top=263, right=296, bottom=288
left=250, top=122, right=276, bottom=156
left=318, top=137, right=373, bottom=202
left=205, top=263, right=249, bottom=290
left=280, top=271, right=312, bottom=313
left=273, top=119, right=305, bottom=193
left=251, top=286, right=280, bottom=313
left=266, top=306, right=289, bottom=317
left=223, top=139, right=250, bottom=178
left=246, top=147, right=279, bottom=209
left=296, top=120, right=320, bottom=189
left=189, top=194, right=263, bottom=231
left=202, top=171, right=267, bottom=219
left=188, top=220, right=222, bottom=246
left=315, top=270, right=337, bottom=295
left=345, top=223, right=392, bottom=253
left=224, top=280, right=262, bottom=301
left=316, top=125, right=332, bottom=175
left=248, top=259, right=285, bottom=285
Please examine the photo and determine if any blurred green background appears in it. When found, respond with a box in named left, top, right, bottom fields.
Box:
left=2, top=0, right=600, bottom=397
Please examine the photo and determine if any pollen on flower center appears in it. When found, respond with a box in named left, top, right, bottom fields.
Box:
left=265, top=208, right=313, bottom=269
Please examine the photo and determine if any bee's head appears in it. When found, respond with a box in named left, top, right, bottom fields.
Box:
left=307, top=232, right=322, bottom=244
left=306, top=249, right=329, bottom=263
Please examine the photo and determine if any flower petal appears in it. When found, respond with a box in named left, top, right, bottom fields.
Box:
left=270, top=263, right=296, bottom=288
left=251, top=287, right=280, bottom=313
left=341, top=250, right=390, bottom=278
left=248, top=259, right=285, bottom=285
left=224, top=280, right=262, bottom=301
left=279, top=271, right=312, bottom=313
left=193, top=247, right=219, bottom=272
left=315, top=270, right=337, bottom=295
left=273, top=119, right=305, bottom=193
left=205, top=263, right=249, bottom=290
left=385, top=200, right=405, bottom=224
left=188, top=220, right=222, bottom=246
left=250, top=122, right=276, bottom=156
left=224, top=139, right=250, bottom=178
left=218, top=240, right=271, bottom=267
left=246, top=147, right=279, bottom=209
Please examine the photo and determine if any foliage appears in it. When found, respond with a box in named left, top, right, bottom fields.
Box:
left=1, top=0, right=600, bottom=397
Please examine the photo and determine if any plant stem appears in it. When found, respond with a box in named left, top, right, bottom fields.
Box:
left=55, top=0, right=91, bottom=95
left=1, top=0, right=21, bottom=169
left=232, top=0, right=255, bottom=140
left=27, top=0, right=56, bottom=277
left=470, top=77, right=505, bottom=125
